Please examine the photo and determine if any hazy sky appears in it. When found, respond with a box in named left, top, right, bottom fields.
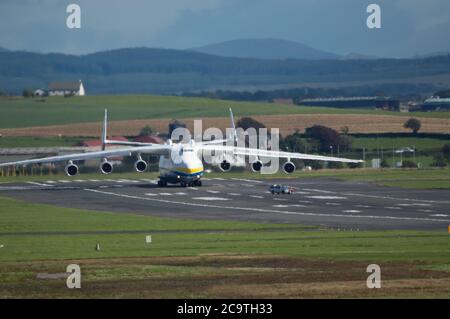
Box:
left=0, top=0, right=449, bottom=57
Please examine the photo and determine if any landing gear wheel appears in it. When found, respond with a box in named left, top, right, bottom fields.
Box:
left=180, top=181, right=187, bottom=187
left=197, top=180, right=202, bottom=187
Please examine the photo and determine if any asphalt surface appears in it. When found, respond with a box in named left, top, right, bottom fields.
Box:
left=1, top=176, right=449, bottom=230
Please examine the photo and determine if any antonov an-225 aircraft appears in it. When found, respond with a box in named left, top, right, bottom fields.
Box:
left=0, top=109, right=362, bottom=187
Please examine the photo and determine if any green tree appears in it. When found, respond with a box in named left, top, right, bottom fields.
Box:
left=139, top=125, right=153, bottom=136
left=403, top=118, right=421, bottom=134
left=22, top=88, right=33, bottom=98
left=442, top=143, right=450, bottom=162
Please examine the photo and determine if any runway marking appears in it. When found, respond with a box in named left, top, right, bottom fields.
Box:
left=27, top=182, right=53, bottom=187
left=74, top=179, right=84, bottom=182
left=192, top=197, right=230, bottom=201
left=307, top=195, right=347, bottom=200
left=249, top=195, right=264, bottom=199
left=325, top=202, right=341, bottom=206
left=159, top=193, right=172, bottom=196
left=231, top=178, right=264, bottom=184
left=228, top=193, right=240, bottom=196
left=212, top=178, right=226, bottom=181
left=45, top=181, right=56, bottom=184
left=273, top=198, right=288, bottom=201
left=343, top=210, right=361, bottom=213
left=175, top=192, right=187, bottom=195
left=273, top=204, right=288, bottom=208
left=384, top=206, right=402, bottom=210
left=302, top=187, right=450, bottom=205
left=145, top=193, right=158, bottom=196
left=418, top=209, right=435, bottom=213
left=207, top=190, right=220, bottom=194
left=84, top=189, right=450, bottom=223
left=89, top=179, right=100, bottom=182
left=303, top=188, right=336, bottom=194
left=189, top=187, right=198, bottom=190
left=397, top=203, right=432, bottom=207
left=298, top=200, right=312, bottom=203
left=294, top=191, right=311, bottom=195
left=342, top=192, right=450, bottom=205
left=58, top=180, right=71, bottom=183
left=430, top=214, right=448, bottom=217
left=356, top=205, right=371, bottom=208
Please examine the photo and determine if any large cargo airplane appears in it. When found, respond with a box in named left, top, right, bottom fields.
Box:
left=0, top=109, right=362, bottom=187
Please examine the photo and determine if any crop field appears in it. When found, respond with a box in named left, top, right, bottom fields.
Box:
left=0, top=196, right=449, bottom=298
left=1, top=95, right=450, bottom=130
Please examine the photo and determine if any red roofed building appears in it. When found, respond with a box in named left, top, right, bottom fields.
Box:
left=76, top=137, right=129, bottom=148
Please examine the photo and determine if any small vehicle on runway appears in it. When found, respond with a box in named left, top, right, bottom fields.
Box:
left=269, top=184, right=294, bottom=195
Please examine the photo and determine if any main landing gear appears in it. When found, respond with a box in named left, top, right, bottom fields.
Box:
left=157, top=179, right=202, bottom=187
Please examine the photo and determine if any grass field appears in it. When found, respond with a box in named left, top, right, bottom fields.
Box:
left=352, top=137, right=449, bottom=151
left=0, top=196, right=449, bottom=298
left=1, top=95, right=450, bottom=129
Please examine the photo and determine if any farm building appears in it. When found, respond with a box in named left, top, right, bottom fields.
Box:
left=48, top=80, right=85, bottom=96
left=420, top=97, right=450, bottom=111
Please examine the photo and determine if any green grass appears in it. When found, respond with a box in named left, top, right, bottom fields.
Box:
left=352, top=137, right=449, bottom=151
left=0, top=136, right=89, bottom=148
left=1, top=95, right=449, bottom=129
left=0, top=196, right=449, bottom=263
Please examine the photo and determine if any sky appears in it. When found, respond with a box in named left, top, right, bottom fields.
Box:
left=0, top=0, right=449, bottom=57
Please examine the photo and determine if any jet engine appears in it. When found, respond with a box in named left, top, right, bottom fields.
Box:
left=251, top=160, right=263, bottom=172
left=100, top=161, right=113, bottom=174
left=282, top=161, right=296, bottom=174
left=134, top=159, right=148, bottom=173
left=219, top=159, right=232, bottom=172
left=65, top=163, right=79, bottom=176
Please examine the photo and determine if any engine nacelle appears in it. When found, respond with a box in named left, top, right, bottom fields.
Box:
left=100, top=161, right=113, bottom=174
left=283, top=161, right=296, bottom=174
left=134, top=160, right=148, bottom=173
left=65, top=163, right=79, bottom=176
left=251, top=160, right=263, bottom=172
left=219, top=159, right=232, bottom=172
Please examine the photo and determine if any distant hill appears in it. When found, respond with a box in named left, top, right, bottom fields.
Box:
left=0, top=46, right=9, bottom=52
left=341, top=52, right=379, bottom=60
left=1, top=47, right=450, bottom=95
left=189, top=38, right=341, bottom=60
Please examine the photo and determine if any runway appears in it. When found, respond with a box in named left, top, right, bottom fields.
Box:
left=1, top=177, right=450, bottom=230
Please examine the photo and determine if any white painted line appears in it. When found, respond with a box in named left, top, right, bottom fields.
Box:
left=325, top=202, right=341, bottom=206
left=231, top=178, right=264, bottom=184
left=89, top=179, right=100, bottom=182
left=273, top=198, right=288, bottom=201
left=228, top=193, right=241, bottom=196
left=58, top=180, right=71, bottom=183
left=175, top=192, right=187, bottom=195
left=145, top=193, right=158, bottom=196
left=343, top=192, right=449, bottom=205
left=212, top=177, right=226, bottom=181
left=397, top=203, right=432, bottom=207
left=298, top=200, right=312, bottom=203
left=356, top=205, right=371, bottom=208
left=430, top=214, right=448, bottom=217
left=74, top=179, right=84, bottom=182
left=84, top=189, right=450, bottom=223
left=418, top=209, right=435, bottom=213
left=207, top=190, right=220, bottom=194
left=303, top=188, right=336, bottom=194
left=99, top=185, right=109, bottom=189
left=273, top=204, right=289, bottom=208
left=27, top=181, right=53, bottom=187
left=343, top=210, right=361, bottom=213
left=45, top=181, right=56, bottom=184
left=159, top=193, right=172, bottom=196
left=307, top=195, right=347, bottom=200
left=249, top=195, right=264, bottom=199
left=193, top=197, right=230, bottom=201
left=189, top=187, right=198, bottom=190
left=384, top=207, right=402, bottom=210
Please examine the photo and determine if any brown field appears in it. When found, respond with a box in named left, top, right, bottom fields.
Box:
left=1, top=114, right=450, bottom=137
left=1, top=255, right=449, bottom=298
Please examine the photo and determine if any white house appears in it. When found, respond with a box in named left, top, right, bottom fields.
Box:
left=48, top=80, right=85, bottom=96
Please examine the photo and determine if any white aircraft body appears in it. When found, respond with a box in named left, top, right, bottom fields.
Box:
left=0, top=109, right=362, bottom=187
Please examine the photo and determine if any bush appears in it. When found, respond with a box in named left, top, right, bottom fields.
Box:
left=402, top=160, right=417, bottom=168
left=431, top=154, right=447, bottom=167
left=380, top=158, right=390, bottom=168
left=328, top=161, right=344, bottom=169
left=442, top=143, right=450, bottom=162
left=139, top=125, right=153, bottom=136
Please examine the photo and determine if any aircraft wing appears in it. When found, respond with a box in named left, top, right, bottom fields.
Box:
left=0, top=144, right=171, bottom=167
left=199, top=144, right=363, bottom=163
